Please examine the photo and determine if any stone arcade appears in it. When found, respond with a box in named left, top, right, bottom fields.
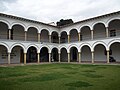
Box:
left=0, top=11, right=120, bottom=64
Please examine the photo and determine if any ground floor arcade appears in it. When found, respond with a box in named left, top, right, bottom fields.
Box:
left=0, top=41, right=120, bottom=64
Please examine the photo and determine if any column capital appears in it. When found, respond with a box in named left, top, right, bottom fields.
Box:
left=106, top=50, right=110, bottom=52
left=58, top=52, right=61, bottom=54
left=8, top=29, right=12, bottom=30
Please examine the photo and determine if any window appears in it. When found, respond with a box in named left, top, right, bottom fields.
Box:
left=110, top=30, right=116, bottom=37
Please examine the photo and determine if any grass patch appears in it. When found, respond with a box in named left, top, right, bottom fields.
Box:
left=0, top=64, right=120, bottom=90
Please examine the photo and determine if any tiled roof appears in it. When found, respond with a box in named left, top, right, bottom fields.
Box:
left=0, top=11, right=120, bottom=28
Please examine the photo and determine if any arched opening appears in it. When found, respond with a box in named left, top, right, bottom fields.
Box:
left=12, top=24, right=25, bottom=40
left=0, top=45, right=8, bottom=64
left=51, top=31, right=59, bottom=43
left=60, top=48, right=68, bottom=62
left=51, top=48, right=58, bottom=62
left=11, top=46, right=24, bottom=64
left=108, top=19, right=120, bottom=37
left=94, top=44, right=107, bottom=63
left=27, top=27, right=38, bottom=42
left=60, top=31, right=68, bottom=43
left=0, top=22, right=9, bottom=39
left=110, top=42, right=120, bottom=63
left=70, top=29, right=78, bottom=42
left=81, top=45, right=91, bottom=63
left=40, top=29, right=49, bottom=42
left=27, top=46, right=37, bottom=63
left=70, top=47, right=78, bottom=62
left=80, top=26, right=91, bottom=41
left=40, top=47, right=49, bottom=62
left=93, top=23, right=106, bottom=39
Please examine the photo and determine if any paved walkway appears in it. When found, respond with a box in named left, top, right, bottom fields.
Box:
left=0, top=62, right=120, bottom=67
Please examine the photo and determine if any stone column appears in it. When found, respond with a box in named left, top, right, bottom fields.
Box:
left=91, top=30, right=94, bottom=40
left=78, top=33, right=81, bottom=42
left=78, top=52, right=81, bottom=63
left=8, top=29, right=11, bottom=40
left=8, top=53, right=10, bottom=64
left=106, top=27, right=109, bottom=38
left=68, top=35, right=70, bottom=43
left=92, top=51, right=94, bottom=63
left=68, top=53, right=70, bottom=63
left=107, top=50, right=110, bottom=63
left=49, top=35, right=51, bottom=43
left=59, top=36, right=60, bottom=44
left=38, top=33, right=40, bottom=42
left=49, top=53, right=51, bottom=63
left=24, top=53, right=26, bottom=64
left=37, top=53, right=40, bottom=63
left=59, top=53, right=61, bottom=62
left=25, top=31, right=27, bottom=41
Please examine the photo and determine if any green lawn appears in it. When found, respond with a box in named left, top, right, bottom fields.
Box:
left=0, top=64, right=120, bottom=90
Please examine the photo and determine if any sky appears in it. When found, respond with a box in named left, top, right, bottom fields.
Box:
left=0, top=0, right=120, bottom=24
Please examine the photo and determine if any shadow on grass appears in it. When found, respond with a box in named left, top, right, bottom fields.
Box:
left=65, top=81, right=93, bottom=88
left=82, top=73, right=103, bottom=78
left=18, top=72, right=67, bottom=83
left=82, top=70, right=96, bottom=73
